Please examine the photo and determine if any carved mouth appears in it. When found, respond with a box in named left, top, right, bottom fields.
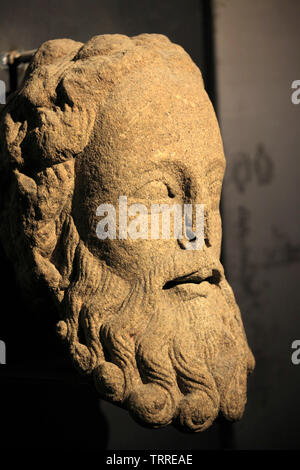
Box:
left=163, top=269, right=221, bottom=289
left=163, top=269, right=221, bottom=300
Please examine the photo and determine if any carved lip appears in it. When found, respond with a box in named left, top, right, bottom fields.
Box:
left=162, top=270, right=221, bottom=301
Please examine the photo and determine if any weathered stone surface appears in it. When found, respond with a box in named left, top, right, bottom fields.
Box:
left=0, top=34, right=254, bottom=432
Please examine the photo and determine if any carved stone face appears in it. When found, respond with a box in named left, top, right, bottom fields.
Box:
left=73, top=70, right=224, bottom=281
left=0, top=33, right=254, bottom=432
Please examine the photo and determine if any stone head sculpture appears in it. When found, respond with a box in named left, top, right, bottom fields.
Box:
left=0, top=34, right=254, bottom=432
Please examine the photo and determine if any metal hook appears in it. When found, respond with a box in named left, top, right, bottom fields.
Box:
left=0, top=49, right=37, bottom=96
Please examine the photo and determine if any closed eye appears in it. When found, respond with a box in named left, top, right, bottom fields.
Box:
left=133, top=180, right=176, bottom=199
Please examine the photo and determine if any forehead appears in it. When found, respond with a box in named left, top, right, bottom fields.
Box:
left=87, top=68, right=225, bottom=184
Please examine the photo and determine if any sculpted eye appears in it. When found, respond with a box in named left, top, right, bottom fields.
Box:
left=134, top=180, right=175, bottom=199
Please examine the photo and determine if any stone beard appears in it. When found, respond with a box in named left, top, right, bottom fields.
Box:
left=0, top=33, right=255, bottom=432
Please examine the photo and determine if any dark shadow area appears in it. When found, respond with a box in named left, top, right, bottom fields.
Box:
left=0, top=242, right=109, bottom=449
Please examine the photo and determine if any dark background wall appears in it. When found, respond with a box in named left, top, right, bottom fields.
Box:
left=214, top=0, right=300, bottom=449
left=0, top=0, right=299, bottom=450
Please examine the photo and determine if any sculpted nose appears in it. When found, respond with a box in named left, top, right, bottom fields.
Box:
left=177, top=204, right=208, bottom=250
left=177, top=235, right=210, bottom=251
left=177, top=234, right=196, bottom=250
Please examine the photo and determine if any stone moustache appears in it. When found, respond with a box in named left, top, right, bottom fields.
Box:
left=0, top=34, right=255, bottom=432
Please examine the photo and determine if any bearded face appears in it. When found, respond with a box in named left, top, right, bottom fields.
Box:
left=0, top=33, right=254, bottom=432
